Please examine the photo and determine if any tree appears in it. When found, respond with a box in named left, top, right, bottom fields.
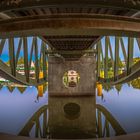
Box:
left=130, top=78, right=140, bottom=89
left=17, top=57, right=24, bottom=65
left=115, top=84, right=122, bottom=95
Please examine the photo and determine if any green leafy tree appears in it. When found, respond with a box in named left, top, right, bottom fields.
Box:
left=17, top=57, right=24, bottom=65
left=115, top=84, right=122, bottom=94
left=130, top=78, right=140, bottom=89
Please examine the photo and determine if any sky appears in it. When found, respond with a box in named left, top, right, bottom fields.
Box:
left=101, top=36, right=140, bottom=61
left=0, top=37, right=45, bottom=62
left=0, top=36, right=139, bottom=62
left=0, top=86, right=48, bottom=135
left=96, top=84, right=140, bottom=134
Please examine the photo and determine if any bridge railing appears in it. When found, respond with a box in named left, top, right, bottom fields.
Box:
left=96, top=36, right=140, bottom=85
left=0, top=37, right=48, bottom=86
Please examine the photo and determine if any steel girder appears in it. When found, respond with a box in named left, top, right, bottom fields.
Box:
left=97, top=36, right=140, bottom=85
left=0, top=14, right=140, bottom=38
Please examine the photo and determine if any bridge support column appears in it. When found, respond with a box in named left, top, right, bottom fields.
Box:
left=48, top=55, right=96, bottom=96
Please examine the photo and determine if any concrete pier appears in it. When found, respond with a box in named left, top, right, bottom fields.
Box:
left=48, top=55, right=96, bottom=96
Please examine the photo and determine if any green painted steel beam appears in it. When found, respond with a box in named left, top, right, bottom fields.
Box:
left=0, top=39, right=6, bottom=56
left=29, top=38, right=35, bottom=70
left=100, top=45, right=104, bottom=70
left=97, top=110, right=102, bottom=138
left=34, top=37, right=40, bottom=82
left=114, top=37, right=120, bottom=81
left=42, top=42, right=47, bottom=81
left=43, top=110, right=47, bottom=138
left=105, top=120, right=110, bottom=137
left=35, top=119, right=39, bottom=137
left=104, top=36, right=108, bottom=79
left=23, top=37, right=29, bottom=82
left=39, top=45, right=43, bottom=71
left=15, top=38, right=22, bottom=67
left=9, top=38, right=16, bottom=76
left=108, top=36, right=114, bottom=70
left=97, top=41, right=101, bottom=79
left=127, top=37, right=134, bottom=75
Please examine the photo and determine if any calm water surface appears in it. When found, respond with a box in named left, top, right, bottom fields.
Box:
left=0, top=84, right=140, bottom=138
left=97, top=84, right=140, bottom=134
left=0, top=86, right=48, bottom=135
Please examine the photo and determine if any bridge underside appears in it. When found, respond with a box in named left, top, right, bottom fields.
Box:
left=0, top=0, right=139, bottom=87
left=44, top=35, right=99, bottom=60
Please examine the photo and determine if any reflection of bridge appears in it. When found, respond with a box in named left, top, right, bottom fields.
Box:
left=18, top=104, right=126, bottom=138
left=0, top=1, right=139, bottom=88
left=96, top=104, right=126, bottom=137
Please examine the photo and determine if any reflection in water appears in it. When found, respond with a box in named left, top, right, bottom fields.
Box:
left=96, top=104, right=126, bottom=138
left=35, top=83, right=47, bottom=103
left=97, top=83, right=105, bottom=102
left=19, top=105, right=48, bottom=138
left=0, top=85, right=47, bottom=135
left=131, top=78, right=140, bottom=89
left=101, top=77, right=140, bottom=93
left=0, top=81, right=140, bottom=139
left=97, top=83, right=140, bottom=134
left=64, top=103, right=80, bottom=120
left=18, top=96, right=125, bottom=139
left=48, top=96, right=96, bottom=139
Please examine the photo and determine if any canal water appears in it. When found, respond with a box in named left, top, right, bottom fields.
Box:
left=0, top=82, right=140, bottom=139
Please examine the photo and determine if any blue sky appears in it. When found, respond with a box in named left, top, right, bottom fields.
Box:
left=0, top=36, right=139, bottom=62
left=0, top=86, right=48, bottom=135
left=96, top=84, right=140, bottom=133
left=0, top=37, right=45, bottom=62
left=101, top=36, right=140, bottom=61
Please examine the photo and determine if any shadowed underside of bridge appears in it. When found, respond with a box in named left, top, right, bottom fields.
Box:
left=0, top=0, right=139, bottom=85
